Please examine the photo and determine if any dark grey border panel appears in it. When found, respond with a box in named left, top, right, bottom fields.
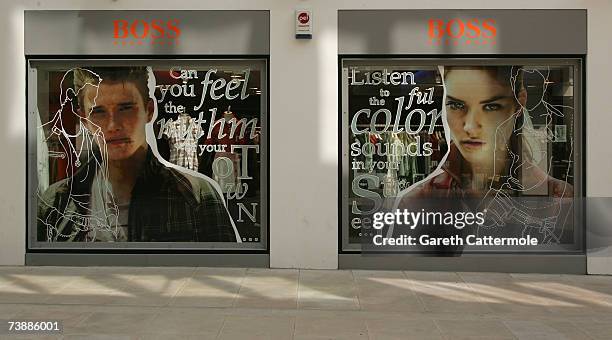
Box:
left=339, top=254, right=586, bottom=274
left=26, top=254, right=269, bottom=267
left=25, top=10, right=270, bottom=55
left=339, top=10, right=586, bottom=55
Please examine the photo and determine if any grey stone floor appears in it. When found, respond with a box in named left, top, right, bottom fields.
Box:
left=0, top=267, right=611, bottom=339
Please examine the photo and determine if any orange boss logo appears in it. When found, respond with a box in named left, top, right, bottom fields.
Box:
left=113, top=19, right=181, bottom=46
left=428, top=18, right=496, bottom=46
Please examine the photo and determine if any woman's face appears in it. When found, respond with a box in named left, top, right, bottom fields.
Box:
left=444, top=69, right=519, bottom=170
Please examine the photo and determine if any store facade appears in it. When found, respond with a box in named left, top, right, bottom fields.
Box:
left=0, top=1, right=610, bottom=274
left=338, top=10, right=586, bottom=273
left=24, top=10, right=269, bottom=266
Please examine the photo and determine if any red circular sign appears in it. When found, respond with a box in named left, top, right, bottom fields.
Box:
left=298, top=12, right=310, bottom=24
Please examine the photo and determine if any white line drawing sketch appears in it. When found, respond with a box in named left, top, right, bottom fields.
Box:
left=37, top=68, right=120, bottom=241
left=477, top=66, right=574, bottom=244
left=391, top=65, right=574, bottom=245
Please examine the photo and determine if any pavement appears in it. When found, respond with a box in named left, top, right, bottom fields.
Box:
left=0, top=267, right=611, bottom=339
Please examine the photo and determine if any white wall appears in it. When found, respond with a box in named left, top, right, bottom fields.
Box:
left=1, top=0, right=611, bottom=273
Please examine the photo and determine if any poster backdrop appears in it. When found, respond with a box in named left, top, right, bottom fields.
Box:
left=343, top=61, right=579, bottom=253
left=34, top=61, right=265, bottom=246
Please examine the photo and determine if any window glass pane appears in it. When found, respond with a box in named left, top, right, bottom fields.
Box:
left=342, top=60, right=581, bottom=253
left=30, top=60, right=266, bottom=249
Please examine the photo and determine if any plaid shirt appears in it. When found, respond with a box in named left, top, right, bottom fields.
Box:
left=38, top=149, right=238, bottom=243
left=165, top=114, right=203, bottom=171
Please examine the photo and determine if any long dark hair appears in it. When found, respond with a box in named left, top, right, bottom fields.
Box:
left=443, top=65, right=527, bottom=191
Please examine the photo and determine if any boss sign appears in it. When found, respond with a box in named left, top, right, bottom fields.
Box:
left=113, top=19, right=181, bottom=45
left=428, top=18, right=496, bottom=45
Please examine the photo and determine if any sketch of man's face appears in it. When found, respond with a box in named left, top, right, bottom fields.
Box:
left=444, top=69, right=519, bottom=170
left=81, top=81, right=152, bottom=161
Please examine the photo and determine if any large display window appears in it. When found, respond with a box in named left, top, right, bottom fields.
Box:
left=340, top=58, right=583, bottom=254
left=28, top=59, right=268, bottom=250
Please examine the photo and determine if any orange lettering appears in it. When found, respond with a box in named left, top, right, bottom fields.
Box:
left=166, top=19, right=181, bottom=39
left=113, top=20, right=129, bottom=39
left=151, top=19, right=165, bottom=39
left=130, top=20, right=150, bottom=39
left=466, top=18, right=480, bottom=38
left=446, top=19, right=465, bottom=38
left=482, top=19, right=497, bottom=38
left=428, top=19, right=445, bottom=38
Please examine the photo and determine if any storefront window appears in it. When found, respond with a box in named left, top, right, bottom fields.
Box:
left=29, top=59, right=267, bottom=250
left=341, top=58, right=582, bottom=253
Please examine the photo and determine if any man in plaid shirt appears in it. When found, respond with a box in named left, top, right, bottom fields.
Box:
left=38, top=66, right=239, bottom=243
